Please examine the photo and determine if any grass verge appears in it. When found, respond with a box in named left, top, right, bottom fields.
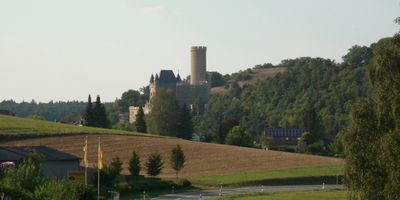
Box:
left=209, top=189, right=346, bottom=200
left=0, top=115, right=161, bottom=140
left=189, top=164, right=344, bottom=186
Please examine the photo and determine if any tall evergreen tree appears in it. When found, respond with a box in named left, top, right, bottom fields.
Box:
left=83, top=95, right=94, bottom=126
left=134, top=105, right=147, bottom=133
left=177, top=104, right=193, bottom=139
left=93, top=95, right=108, bottom=128
left=128, top=151, right=141, bottom=176
left=145, top=152, right=164, bottom=176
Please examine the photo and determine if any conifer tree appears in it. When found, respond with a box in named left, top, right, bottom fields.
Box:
left=128, top=151, right=141, bottom=176
left=83, top=95, right=94, bottom=126
left=134, top=105, right=147, bottom=133
left=93, top=95, right=108, bottom=128
left=177, top=104, right=193, bottom=139
left=145, top=152, right=163, bottom=176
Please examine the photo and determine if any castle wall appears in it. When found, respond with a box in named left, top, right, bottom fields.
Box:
left=176, top=83, right=210, bottom=107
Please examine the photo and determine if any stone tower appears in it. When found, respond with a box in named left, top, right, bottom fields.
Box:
left=190, top=46, right=207, bottom=85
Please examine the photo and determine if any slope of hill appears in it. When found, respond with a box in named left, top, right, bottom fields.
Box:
left=196, top=45, right=374, bottom=145
left=211, top=67, right=287, bottom=95
left=1, top=133, right=343, bottom=178
left=0, top=115, right=148, bottom=139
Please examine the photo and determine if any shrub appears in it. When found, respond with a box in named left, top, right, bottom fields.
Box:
left=129, top=151, right=141, bottom=176
left=146, top=152, right=164, bottom=176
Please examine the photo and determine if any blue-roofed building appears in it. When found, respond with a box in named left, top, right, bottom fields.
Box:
left=0, top=146, right=81, bottom=179
left=265, top=128, right=305, bottom=150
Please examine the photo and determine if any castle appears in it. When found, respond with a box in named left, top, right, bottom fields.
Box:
left=129, top=46, right=211, bottom=123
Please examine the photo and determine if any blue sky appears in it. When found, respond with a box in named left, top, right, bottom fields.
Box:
left=0, top=0, right=399, bottom=102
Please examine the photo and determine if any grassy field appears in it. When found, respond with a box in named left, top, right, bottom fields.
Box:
left=0, top=115, right=151, bottom=139
left=0, top=115, right=344, bottom=186
left=190, top=165, right=344, bottom=186
left=210, top=190, right=347, bottom=200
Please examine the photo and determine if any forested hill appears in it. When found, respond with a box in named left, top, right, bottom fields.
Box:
left=0, top=100, right=87, bottom=122
left=194, top=39, right=382, bottom=145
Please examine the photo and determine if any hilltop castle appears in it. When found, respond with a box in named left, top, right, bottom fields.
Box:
left=129, top=46, right=211, bottom=123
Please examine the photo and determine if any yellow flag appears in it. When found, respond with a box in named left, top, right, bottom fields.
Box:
left=98, top=139, right=103, bottom=170
left=83, top=137, right=88, bottom=168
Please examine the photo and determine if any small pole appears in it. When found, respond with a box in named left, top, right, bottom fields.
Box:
left=199, top=194, right=202, bottom=200
left=336, top=174, right=339, bottom=189
left=143, top=191, right=146, bottom=200
left=85, top=136, right=88, bottom=186
left=219, top=185, right=222, bottom=196
left=261, top=185, right=264, bottom=192
left=97, top=137, right=100, bottom=200
left=322, top=182, right=325, bottom=190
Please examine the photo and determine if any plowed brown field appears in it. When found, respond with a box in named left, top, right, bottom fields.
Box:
left=1, top=134, right=343, bottom=177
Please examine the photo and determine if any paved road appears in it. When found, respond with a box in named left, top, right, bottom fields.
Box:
left=152, top=184, right=344, bottom=200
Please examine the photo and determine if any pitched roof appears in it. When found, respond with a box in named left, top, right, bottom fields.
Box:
left=266, top=128, right=304, bottom=138
left=0, top=146, right=80, bottom=162
left=158, top=70, right=178, bottom=84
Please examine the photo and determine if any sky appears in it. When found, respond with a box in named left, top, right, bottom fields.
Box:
left=0, top=0, right=399, bottom=103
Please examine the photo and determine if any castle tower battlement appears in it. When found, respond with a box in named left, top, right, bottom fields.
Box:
left=190, top=46, right=207, bottom=85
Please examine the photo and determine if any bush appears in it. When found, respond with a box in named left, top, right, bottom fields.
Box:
left=146, top=153, right=164, bottom=176
left=225, top=125, right=253, bottom=147
left=2, top=150, right=45, bottom=192
left=307, top=142, right=325, bottom=154
left=93, top=156, right=123, bottom=187
left=0, top=184, right=34, bottom=200
left=116, top=177, right=192, bottom=194
left=34, top=180, right=96, bottom=200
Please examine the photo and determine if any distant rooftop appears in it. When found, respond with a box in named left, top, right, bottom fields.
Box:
left=265, top=128, right=304, bottom=138
left=158, top=70, right=179, bottom=84
left=0, top=146, right=80, bottom=162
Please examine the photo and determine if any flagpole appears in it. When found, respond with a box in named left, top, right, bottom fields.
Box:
left=98, top=136, right=100, bottom=200
left=85, top=136, right=88, bottom=186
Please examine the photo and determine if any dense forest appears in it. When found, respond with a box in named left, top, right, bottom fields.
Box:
left=0, top=100, right=87, bottom=122
left=194, top=42, right=377, bottom=148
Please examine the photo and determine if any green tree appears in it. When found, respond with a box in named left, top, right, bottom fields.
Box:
left=2, top=150, right=45, bottom=192
left=146, top=152, right=164, bottom=176
left=93, top=95, right=108, bottom=128
left=94, top=156, right=122, bottom=187
left=147, top=89, right=179, bottom=136
left=108, top=156, right=123, bottom=178
left=208, top=72, right=226, bottom=87
left=302, top=106, right=323, bottom=145
left=118, top=90, right=141, bottom=113
left=134, top=105, right=147, bottom=133
left=343, top=31, right=400, bottom=199
left=225, top=125, right=253, bottom=147
left=177, top=104, right=193, bottom=139
left=128, top=151, right=141, bottom=176
left=83, top=95, right=95, bottom=126
left=170, top=145, right=186, bottom=178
